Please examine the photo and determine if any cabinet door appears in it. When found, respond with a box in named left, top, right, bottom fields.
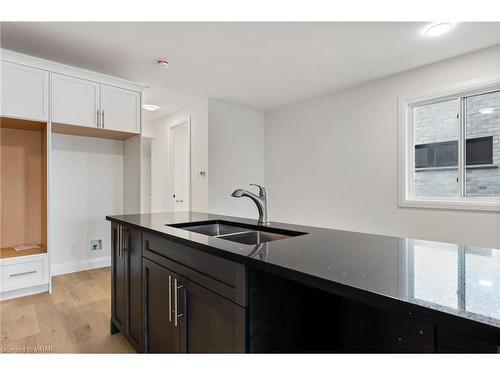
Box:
left=143, top=258, right=180, bottom=353
left=124, top=228, right=143, bottom=351
left=111, top=224, right=126, bottom=331
left=1, top=61, right=48, bottom=121
left=181, top=277, right=246, bottom=353
left=101, top=84, right=140, bottom=133
left=51, top=73, right=100, bottom=127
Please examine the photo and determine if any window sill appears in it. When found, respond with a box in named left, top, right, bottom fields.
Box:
left=399, top=198, right=500, bottom=212
left=415, top=164, right=498, bottom=172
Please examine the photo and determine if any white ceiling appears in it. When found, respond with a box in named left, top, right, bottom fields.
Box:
left=1, top=22, right=499, bottom=122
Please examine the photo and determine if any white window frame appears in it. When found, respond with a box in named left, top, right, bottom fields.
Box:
left=398, top=79, right=500, bottom=212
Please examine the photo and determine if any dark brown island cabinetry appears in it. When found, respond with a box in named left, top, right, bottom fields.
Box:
left=109, top=216, right=500, bottom=353
left=112, top=225, right=246, bottom=353
left=111, top=223, right=143, bottom=352
left=143, top=257, right=245, bottom=353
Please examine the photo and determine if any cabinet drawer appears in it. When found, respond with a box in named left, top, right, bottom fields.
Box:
left=143, top=233, right=246, bottom=306
left=1, top=255, right=48, bottom=292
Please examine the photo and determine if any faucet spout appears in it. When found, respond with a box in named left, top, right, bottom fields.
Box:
left=231, top=184, right=270, bottom=226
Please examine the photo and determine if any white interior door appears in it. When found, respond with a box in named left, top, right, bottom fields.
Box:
left=170, top=119, right=190, bottom=212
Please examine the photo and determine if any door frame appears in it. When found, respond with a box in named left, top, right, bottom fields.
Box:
left=168, top=116, right=191, bottom=212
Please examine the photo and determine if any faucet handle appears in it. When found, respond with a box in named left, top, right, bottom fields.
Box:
left=250, top=184, right=266, bottom=197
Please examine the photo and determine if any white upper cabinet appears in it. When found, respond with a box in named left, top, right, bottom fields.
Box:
left=51, top=73, right=100, bottom=128
left=2, top=50, right=142, bottom=136
left=1, top=61, right=49, bottom=121
left=101, top=84, right=141, bottom=134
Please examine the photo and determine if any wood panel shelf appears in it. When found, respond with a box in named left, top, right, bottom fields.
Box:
left=0, top=245, right=47, bottom=259
left=52, top=122, right=138, bottom=140
left=1, top=116, right=48, bottom=261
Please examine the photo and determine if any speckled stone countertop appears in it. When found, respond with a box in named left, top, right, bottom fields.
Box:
left=107, top=211, right=500, bottom=337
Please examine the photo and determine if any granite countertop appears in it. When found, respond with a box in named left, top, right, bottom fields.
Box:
left=107, top=211, right=500, bottom=335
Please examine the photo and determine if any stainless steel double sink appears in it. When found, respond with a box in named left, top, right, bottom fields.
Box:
left=167, top=220, right=306, bottom=245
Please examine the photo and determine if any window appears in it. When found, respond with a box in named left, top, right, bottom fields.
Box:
left=399, top=84, right=500, bottom=210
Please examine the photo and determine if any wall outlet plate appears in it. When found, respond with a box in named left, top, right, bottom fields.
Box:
left=89, top=239, right=103, bottom=251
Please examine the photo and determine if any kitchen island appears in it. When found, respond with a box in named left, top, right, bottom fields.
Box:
left=106, top=211, right=500, bottom=353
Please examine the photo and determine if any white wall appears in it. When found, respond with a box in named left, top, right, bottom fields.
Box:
left=265, top=46, right=500, bottom=248
left=148, top=99, right=265, bottom=218
left=150, top=99, right=209, bottom=213
left=208, top=99, right=265, bottom=217
left=141, top=137, right=152, bottom=213
left=123, top=135, right=142, bottom=214
left=50, top=134, right=123, bottom=275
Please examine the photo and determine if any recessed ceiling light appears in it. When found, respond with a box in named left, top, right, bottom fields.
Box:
left=479, top=280, right=493, bottom=287
left=424, top=22, right=453, bottom=37
left=479, top=107, right=495, bottom=115
left=142, top=104, right=159, bottom=111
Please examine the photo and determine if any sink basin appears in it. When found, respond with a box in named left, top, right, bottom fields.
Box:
left=167, top=220, right=306, bottom=245
left=172, top=222, right=251, bottom=237
left=219, top=230, right=289, bottom=245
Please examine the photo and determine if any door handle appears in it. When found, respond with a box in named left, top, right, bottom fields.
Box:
left=174, top=278, right=184, bottom=327
left=168, top=275, right=172, bottom=322
left=116, top=225, right=121, bottom=257
left=101, top=110, right=105, bottom=128
left=9, top=270, right=37, bottom=277
left=119, top=226, right=123, bottom=257
left=96, top=109, right=100, bottom=127
left=122, top=228, right=128, bottom=256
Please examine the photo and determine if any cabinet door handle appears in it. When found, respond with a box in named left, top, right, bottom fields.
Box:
left=174, top=278, right=184, bottom=327
left=119, top=225, right=122, bottom=258
left=9, top=270, right=37, bottom=278
left=96, top=109, right=100, bottom=127
left=122, top=229, right=128, bottom=256
left=168, top=275, right=172, bottom=322
left=117, top=225, right=122, bottom=257
left=102, top=110, right=105, bottom=128
left=116, top=225, right=119, bottom=257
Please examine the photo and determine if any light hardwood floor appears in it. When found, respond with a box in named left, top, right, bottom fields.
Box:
left=0, top=267, right=135, bottom=353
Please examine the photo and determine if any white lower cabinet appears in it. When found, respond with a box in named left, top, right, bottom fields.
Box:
left=0, top=254, right=49, bottom=299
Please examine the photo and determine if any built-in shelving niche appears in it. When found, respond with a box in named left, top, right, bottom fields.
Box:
left=0, top=117, right=48, bottom=259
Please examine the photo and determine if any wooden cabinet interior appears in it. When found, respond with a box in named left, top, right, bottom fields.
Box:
left=0, top=117, right=48, bottom=259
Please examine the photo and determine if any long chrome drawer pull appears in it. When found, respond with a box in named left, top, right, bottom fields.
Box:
left=174, top=278, right=184, bottom=327
left=168, top=275, right=172, bottom=322
left=9, top=270, right=37, bottom=277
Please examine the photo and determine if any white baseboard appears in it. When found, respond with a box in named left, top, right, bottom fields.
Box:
left=51, top=256, right=111, bottom=276
left=0, top=283, right=49, bottom=301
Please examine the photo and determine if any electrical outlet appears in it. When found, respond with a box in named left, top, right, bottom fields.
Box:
left=89, top=239, right=103, bottom=251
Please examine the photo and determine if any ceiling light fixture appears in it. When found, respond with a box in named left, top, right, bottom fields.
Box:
left=424, top=22, right=453, bottom=37
left=142, top=104, right=159, bottom=111
left=479, top=107, right=495, bottom=115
